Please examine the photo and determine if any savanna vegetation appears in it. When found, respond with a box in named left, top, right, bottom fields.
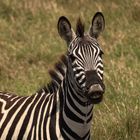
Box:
left=0, top=0, right=139, bottom=139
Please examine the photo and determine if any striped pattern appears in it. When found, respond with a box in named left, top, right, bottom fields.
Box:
left=0, top=90, right=60, bottom=139
left=69, top=36, right=104, bottom=83
left=0, top=13, right=105, bottom=140
left=0, top=54, right=93, bottom=140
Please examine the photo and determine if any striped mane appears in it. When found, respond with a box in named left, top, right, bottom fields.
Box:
left=76, top=18, right=85, bottom=37
left=39, top=55, right=68, bottom=94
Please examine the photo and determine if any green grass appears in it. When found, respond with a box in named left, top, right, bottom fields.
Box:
left=0, top=0, right=140, bottom=139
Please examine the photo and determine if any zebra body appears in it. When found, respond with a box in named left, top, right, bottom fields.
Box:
left=0, top=12, right=105, bottom=140
left=0, top=90, right=61, bottom=139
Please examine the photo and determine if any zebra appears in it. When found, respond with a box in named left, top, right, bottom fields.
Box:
left=0, top=12, right=105, bottom=140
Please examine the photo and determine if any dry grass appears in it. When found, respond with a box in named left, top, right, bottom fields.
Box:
left=0, top=0, right=140, bottom=139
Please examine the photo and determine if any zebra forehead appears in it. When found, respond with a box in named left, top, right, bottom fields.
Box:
left=71, top=37, right=100, bottom=51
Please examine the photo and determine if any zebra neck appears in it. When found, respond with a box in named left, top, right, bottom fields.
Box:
left=60, top=71, right=93, bottom=140
left=45, top=55, right=68, bottom=94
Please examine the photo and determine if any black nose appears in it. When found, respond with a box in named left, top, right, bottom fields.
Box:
left=85, top=70, right=105, bottom=102
left=85, top=70, right=103, bottom=88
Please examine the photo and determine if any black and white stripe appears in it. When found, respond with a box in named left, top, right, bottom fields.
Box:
left=0, top=12, right=105, bottom=140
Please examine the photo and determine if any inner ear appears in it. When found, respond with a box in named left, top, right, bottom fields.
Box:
left=89, top=12, right=105, bottom=38
left=57, top=16, right=74, bottom=44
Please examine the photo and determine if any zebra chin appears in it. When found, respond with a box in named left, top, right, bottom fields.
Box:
left=88, top=94, right=103, bottom=104
left=86, top=84, right=105, bottom=104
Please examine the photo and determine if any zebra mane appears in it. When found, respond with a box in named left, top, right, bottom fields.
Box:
left=76, top=18, right=85, bottom=37
left=38, top=55, right=68, bottom=94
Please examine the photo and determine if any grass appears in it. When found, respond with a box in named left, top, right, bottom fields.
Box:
left=0, top=0, right=140, bottom=139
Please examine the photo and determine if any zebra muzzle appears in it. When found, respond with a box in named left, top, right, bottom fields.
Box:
left=87, top=84, right=104, bottom=103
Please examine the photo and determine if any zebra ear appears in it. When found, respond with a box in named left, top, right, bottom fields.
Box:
left=89, top=12, right=105, bottom=38
left=58, top=16, right=74, bottom=44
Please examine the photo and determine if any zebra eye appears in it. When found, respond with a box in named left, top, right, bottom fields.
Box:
left=99, top=50, right=104, bottom=56
left=69, top=54, right=76, bottom=62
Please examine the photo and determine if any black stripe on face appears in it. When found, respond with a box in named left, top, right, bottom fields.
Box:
left=74, top=56, right=102, bottom=81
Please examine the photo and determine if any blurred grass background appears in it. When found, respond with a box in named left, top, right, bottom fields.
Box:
left=0, top=0, right=139, bottom=139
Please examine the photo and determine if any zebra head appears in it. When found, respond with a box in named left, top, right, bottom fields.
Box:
left=58, top=12, right=105, bottom=104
